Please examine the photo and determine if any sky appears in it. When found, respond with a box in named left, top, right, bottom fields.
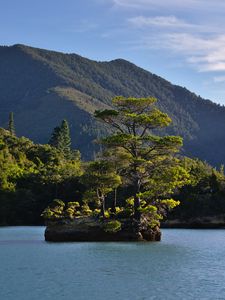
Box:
left=1, top=0, right=225, bottom=104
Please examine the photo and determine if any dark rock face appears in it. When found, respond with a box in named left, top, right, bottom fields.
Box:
left=45, top=217, right=161, bottom=242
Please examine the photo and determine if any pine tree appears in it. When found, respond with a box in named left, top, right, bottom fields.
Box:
left=8, top=112, right=15, bottom=136
left=49, top=120, right=71, bottom=158
left=60, top=120, right=71, bottom=158
left=49, top=126, right=62, bottom=148
left=95, top=96, right=189, bottom=221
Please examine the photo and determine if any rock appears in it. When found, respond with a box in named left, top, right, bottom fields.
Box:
left=45, top=217, right=161, bottom=242
left=142, top=226, right=161, bottom=241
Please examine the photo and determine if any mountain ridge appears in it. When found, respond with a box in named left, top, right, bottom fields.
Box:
left=0, top=44, right=225, bottom=164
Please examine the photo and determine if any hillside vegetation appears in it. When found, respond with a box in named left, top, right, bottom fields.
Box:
left=1, top=44, right=225, bottom=164
left=1, top=98, right=225, bottom=226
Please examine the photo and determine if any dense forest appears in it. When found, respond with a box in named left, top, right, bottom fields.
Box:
left=1, top=44, right=225, bottom=165
left=1, top=98, right=225, bottom=227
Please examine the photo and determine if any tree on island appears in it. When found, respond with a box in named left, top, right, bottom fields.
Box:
left=81, top=160, right=121, bottom=218
left=8, top=112, right=15, bottom=136
left=95, top=96, right=189, bottom=224
left=49, top=119, right=72, bottom=158
left=43, top=96, right=190, bottom=240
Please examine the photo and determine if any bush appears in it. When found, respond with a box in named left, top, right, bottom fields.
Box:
left=91, top=208, right=101, bottom=217
left=52, top=199, right=65, bottom=208
left=81, top=204, right=92, bottom=216
left=103, top=220, right=122, bottom=233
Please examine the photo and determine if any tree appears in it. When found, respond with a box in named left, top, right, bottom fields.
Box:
left=8, top=112, right=15, bottom=136
left=49, top=126, right=62, bottom=148
left=49, top=120, right=72, bottom=158
left=81, top=160, right=121, bottom=217
left=99, top=147, right=131, bottom=212
left=95, top=96, right=189, bottom=221
left=60, top=119, right=71, bottom=158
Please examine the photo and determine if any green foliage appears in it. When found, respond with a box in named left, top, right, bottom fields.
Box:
left=2, top=44, right=225, bottom=165
left=126, top=197, right=134, bottom=207
left=169, top=158, right=225, bottom=220
left=138, top=205, right=158, bottom=214
left=42, top=199, right=65, bottom=220
left=0, top=127, right=83, bottom=225
left=115, top=207, right=122, bottom=213
left=67, top=201, right=80, bottom=208
left=41, top=207, right=55, bottom=220
left=49, top=119, right=72, bottom=159
left=160, top=199, right=180, bottom=209
left=1, top=52, right=225, bottom=227
left=65, top=202, right=80, bottom=219
left=60, top=120, right=72, bottom=158
left=8, top=112, right=15, bottom=136
left=81, top=204, right=92, bottom=216
left=91, top=208, right=101, bottom=217
left=104, top=210, right=110, bottom=218
left=1, top=113, right=225, bottom=227
left=49, top=126, right=61, bottom=148
left=103, top=220, right=122, bottom=233
left=95, top=96, right=188, bottom=224
left=81, top=160, right=121, bottom=217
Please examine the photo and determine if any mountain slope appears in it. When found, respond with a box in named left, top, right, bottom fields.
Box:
left=0, top=44, right=225, bottom=164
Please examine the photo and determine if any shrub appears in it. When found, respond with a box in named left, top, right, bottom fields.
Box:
left=52, top=199, right=65, bottom=208
left=103, top=220, right=122, bottom=233
left=91, top=208, right=101, bottom=217
left=81, top=204, right=92, bottom=216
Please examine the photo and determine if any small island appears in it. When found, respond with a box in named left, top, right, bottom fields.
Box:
left=43, top=96, right=187, bottom=242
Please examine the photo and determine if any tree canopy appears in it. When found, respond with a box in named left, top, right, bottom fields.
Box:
left=1, top=96, right=225, bottom=229
left=8, top=112, right=15, bottom=136
left=49, top=119, right=72, bottom=159
left=95, top=96, right=189, bottom=223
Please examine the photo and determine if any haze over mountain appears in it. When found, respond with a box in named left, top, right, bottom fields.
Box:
left=0, top=44, right=225, bottom=165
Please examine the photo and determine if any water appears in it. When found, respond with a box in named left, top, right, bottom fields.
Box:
left=0, top=227, right=225, bottom=300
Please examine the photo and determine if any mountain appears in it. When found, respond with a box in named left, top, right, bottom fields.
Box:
left=0, top=44, right=225, bottom=165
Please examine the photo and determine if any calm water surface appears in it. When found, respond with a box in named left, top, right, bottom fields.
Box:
left=0, top=227, right=225, bottom=300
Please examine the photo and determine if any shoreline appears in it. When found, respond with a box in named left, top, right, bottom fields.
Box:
left=2, top=215, right=225, bottom=230
left=161, top=215, right=225, bottom=229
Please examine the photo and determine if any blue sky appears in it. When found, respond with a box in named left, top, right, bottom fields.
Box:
left=1, top=0, right=225, bottom=104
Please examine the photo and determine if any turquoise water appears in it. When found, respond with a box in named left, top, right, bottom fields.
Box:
left=0, top=227, right=225, bottom=300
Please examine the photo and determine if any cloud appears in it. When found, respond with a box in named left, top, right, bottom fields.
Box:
left=100, top=1, right=225, bottom=73
left=214, top=76, right=225, bottom=83
left=168, top=34, right=225, bottom=72
left=111, top=0, right=225, bottom=10
left=128, top=16, right=195, bottom=29
left=175, top=34, right=225, bottom=72
left=127, top=30, right=225, bottom=72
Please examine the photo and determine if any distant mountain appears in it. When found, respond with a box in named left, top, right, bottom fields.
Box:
left=0, top=44, right=225, bottom=165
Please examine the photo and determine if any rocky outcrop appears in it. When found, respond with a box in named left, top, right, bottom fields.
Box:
left=45, top=217, right=161, bottom=242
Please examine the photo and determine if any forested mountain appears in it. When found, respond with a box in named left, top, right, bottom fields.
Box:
left=0, top=44, right=225, bottom=165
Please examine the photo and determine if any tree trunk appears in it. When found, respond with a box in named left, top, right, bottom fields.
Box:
left=100, top=195, right=105, bottom=218
left=111, top=188, right=117, bottom=213
left=134, top=194, right=141, bottom=221
left=97, top=189, right=105, bottom=218
left=134, top=179, right=141, bottom=221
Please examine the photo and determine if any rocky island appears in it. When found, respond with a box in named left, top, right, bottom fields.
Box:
left=43, top=96, right=188, bottom=242
left=45, top=216, right=161, bottom=242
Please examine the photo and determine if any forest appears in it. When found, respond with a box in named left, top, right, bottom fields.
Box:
left=2, top=44, right=225, bottom=166
left=1, top=97, right=225, bottom=227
